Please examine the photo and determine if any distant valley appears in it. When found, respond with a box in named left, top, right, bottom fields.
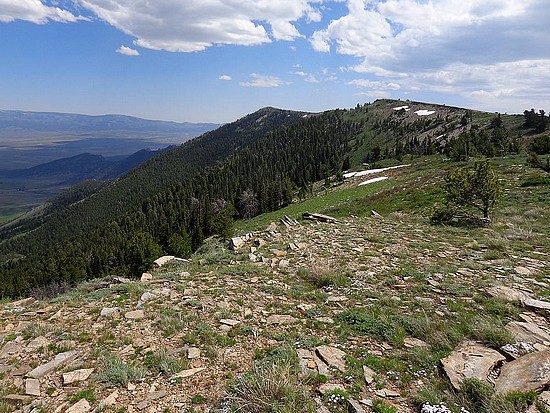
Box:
left=0, top=110, right=219, bottom=170
left=0, top=149, right=169, bottom=221
left=0, top=110, right=219, bottom=221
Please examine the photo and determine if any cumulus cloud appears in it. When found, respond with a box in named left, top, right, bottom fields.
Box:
left=76, top=0, right=323, bottom=52
left=0, top=0, right=83, bottom=24
left=116, top=45, right=139, bottom=56
left=240, top=73, right=287, bottom=88
left=219, top=75, right=232, bottom=81
left=315, top=0, right=550, bottom=111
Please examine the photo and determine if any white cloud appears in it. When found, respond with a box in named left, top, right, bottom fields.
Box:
left=0, top=0, right=83, bottom=24
left=116, top=45, right=139, bottom=56
left=77, top=0, right=323, bottom=52
left=240, top=73, right=287, bottom=88
left=219, top=75, right=232, bottom=81
left=318, top=0, right=550, bottom=111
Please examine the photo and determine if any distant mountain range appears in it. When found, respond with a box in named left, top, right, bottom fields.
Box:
left=0, top=110, right=217, bottom=134
left=0, top=110, right=220, bottom=170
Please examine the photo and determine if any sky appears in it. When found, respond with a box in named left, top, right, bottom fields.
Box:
left=0, top=0, right=549, bottom=123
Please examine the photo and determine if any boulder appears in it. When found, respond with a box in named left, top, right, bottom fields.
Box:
left=441, top=342, right=505, bottom=390
left=495, top=349, right=550, bottom=394
left=315, top=345, right=347, bottom=373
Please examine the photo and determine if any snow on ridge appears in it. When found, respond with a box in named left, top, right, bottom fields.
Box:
left=415, top=109, right=436, bottom=116
left=393, top=106, right=410, bottom=111
left=343, top=164, right=410, bottom=179
left=358, top=176, right=388, bottom=186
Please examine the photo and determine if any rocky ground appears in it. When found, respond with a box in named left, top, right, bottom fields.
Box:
left=1, top=208, right=549, bottom=413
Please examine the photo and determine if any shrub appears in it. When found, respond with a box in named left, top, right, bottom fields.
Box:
left=435, top=160, right=503, bottom=223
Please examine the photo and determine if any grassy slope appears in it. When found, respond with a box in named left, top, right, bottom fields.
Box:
left=1, top=154, right=548, bottom=413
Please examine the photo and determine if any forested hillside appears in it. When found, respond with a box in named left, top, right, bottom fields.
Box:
left=0, top=100, right=548, bottom=297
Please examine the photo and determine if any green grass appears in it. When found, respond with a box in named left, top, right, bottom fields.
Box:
left=97, top=354, right=147, bottom=385
left=223, top=347, right=314, bottom=413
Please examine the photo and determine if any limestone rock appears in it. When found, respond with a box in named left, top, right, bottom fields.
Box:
left=266, top=314, right=297, bottom=325
left=154, top=255, right=175, bottom=267
left=63, top=368, right=94, bottom=385
left=140, top=273, right=153, bottom=283
left=230, top=237, right=245, bottom=250
left=441, top=342, right=505, bottom=390
left=318, top=383, right=346, bottom=395
left=403, top=337, right=429, bottom=348
left=187, top=347, right=200, bottom=359
left=348, top=398, right=366, bottom=413
left=125, top=310, right=145, bottom=320
left=315, top=345, right=347, bottom=373
left=363, top=365, right=376, bottom=385
left=266, top=222, right=277, bottom=232
left=495, top=349, right=550, bottom=394
left=100, top=307, right=120, bottom=317
left=506, top=321, right=550, bottom=347
left=486, top=285, right=527, bottom=302
left=66, top=398, right=91, bottom=413
left=25, top=378, right=40, bottom=396
left=28, top=350, right=78, bottom=378
left=515, top=266, right=532, bottom=276
left=91, top=390, right=118, bottom=413
left=302, top=212, right=337, bottom=223
left=26, top=336, right=49, bottom=352
left=170, top=367, right=206, bottom=379
left=146, top=390, right=167, bottom=401
left=0, top=341, right=20, bottom=358
left=220, top=319, right=240, bottom=327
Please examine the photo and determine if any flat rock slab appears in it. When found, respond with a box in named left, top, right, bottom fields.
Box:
left=318, top=383, right=346, bottom=395
left=63, top=368, right=95, bottom=384
left=100, top=307, right=120, bottom=317
left=220, top=319, right=240, bottom=327
left=0, top=341, right=20, bottom=358
left=486, top=286, right=528, bottom=302
left=26, top=336, right=50, bottom=352
left=506, top=321, right=550, bottom=346
left=146, top=390, right=167, bottom=401
left=403, top=337, right=429, bottom=348
left=28, top=350, right=78, bottom=378
left=66, top=398, right=91, bottom=413
left=363, top=365, right=376, bottom=385
left=495, top=349, right=550, bottom=394
left=266, top=314, right=297, bottom=325
left=187, top=347, right=200, bottom=359
left=441, top=342, right=505, bottom=390
left=25, top=378, right=40, bottom=396
left=524, top=298, right=550, bottom=311
left=125, top=310, right=145, bottom=320
left=170, top=367, right=206, bottom=379
left=316, top=345, right=347, bottom=373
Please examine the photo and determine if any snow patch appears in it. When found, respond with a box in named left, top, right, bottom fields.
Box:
left=415, top=109, right=436, bottom=116
left=358, top=176, right=388, bottom=186
left=393, top=105, right=410, bottom=111
left=344, top=164, right=410, bottom=179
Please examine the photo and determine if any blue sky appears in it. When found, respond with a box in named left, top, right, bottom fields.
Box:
left=0, top=1, right=549, bottom=123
